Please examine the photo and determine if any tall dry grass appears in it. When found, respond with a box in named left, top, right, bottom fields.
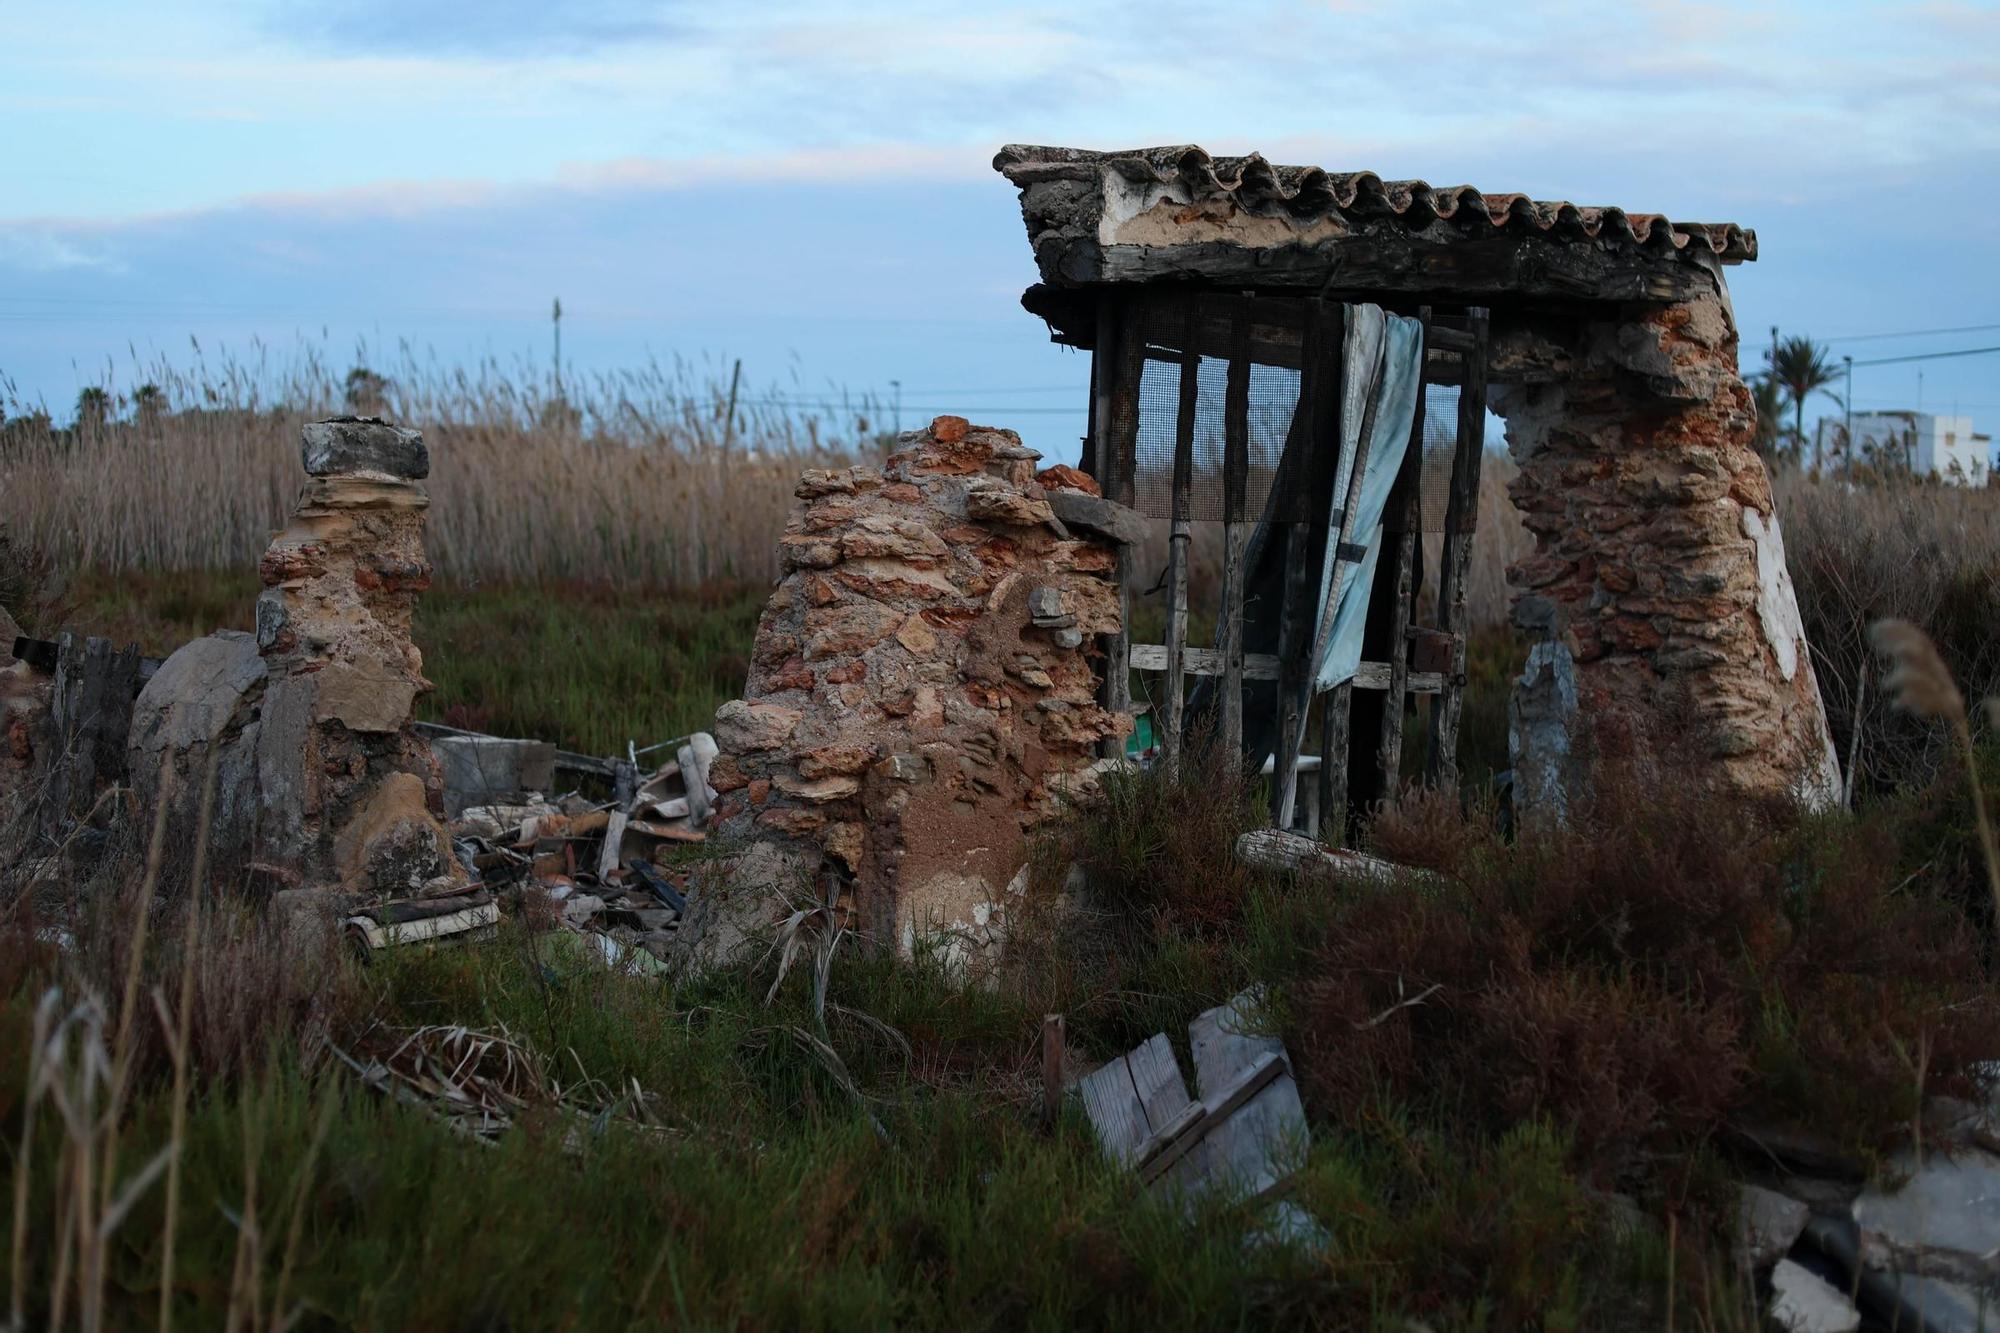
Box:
left=2, top=345, right=881, bottom=588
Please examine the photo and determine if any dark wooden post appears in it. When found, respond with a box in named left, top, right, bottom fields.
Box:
left=1427, top=308, right=1490, bottom=789
left=1160, top=302, right=1199, bottom=778
left=1368, top=307, right=1431, bottom=813
left=1097, top=294, right=1143, bottom=761
left=1218, top=313, right=1251, bottom=770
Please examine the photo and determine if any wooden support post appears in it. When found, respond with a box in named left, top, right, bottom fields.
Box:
left=1427, top=308, right=1490, bottom=789
left=1274, top=301, right=1342, bottom=831
left=1042, top=1013, right=1066, bottom=1127
left=1273, top=521, right=1312, bottom=830
left=1098, top=295, right=1142, bottom=760
left=1321, top=683, right=1351, bottom=845
left=1373, top=308, right=1431, bottom=807
left=1160, top=303, right=1198, bottom=778
left=1219, top=315, right=1251, bottom=772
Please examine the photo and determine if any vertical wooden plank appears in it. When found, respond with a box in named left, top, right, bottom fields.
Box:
left=1374, top=308, right=1431, bottom=806
left=1219, top=312, right=1251, bottom=772
left=1427, top=308, right=1490, bottom=789
left=1099, top=294, right=1143, bottom=760
left=1321, top=683, right=1352, bottom=845
left=1272, top=520, right=1312, bottom=829
left=1082, top=300, right=1117, bottom=480
left=1041, top=1014, right=1066, bottom=1128
left=1274, top=301, right=1342, bottom=830
left=1160, top=301, right=1198, bottom=778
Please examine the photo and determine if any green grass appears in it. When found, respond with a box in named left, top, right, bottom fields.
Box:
left=19, top=566, right=1994, bottom=1330
left=61, top=570, right=767, bottom=757
left=0, top=888, right=1700, bottom=1332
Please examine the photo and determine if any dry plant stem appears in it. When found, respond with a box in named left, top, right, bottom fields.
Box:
left=224, top=1085, right=265, bottom=1333
left=100, top=752, right=178, bottom=1208
left=159, top=750, right=219, bottom=1333
left=9, top=992, right=58, bottom=1332
left=268, top=1093, right=337, bottom=1331
left=1953, top=710, right=2000, bottom=924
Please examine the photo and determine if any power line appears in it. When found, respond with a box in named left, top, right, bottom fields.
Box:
left=1847, top=344, right=2000, bottom=369
left=1823, top=322, right=2000, bottom=344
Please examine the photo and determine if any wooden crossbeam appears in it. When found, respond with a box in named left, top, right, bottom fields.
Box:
left=1128, top=644, right=1441, bottom=693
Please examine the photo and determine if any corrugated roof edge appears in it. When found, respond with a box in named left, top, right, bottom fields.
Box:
left=993, top=144, right=1755, bottom=264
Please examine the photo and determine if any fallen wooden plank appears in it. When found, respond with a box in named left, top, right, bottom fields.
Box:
left=1136, top=1050, right=1287, bottom=1185
left=1077, top=1050, right=1161, bottom=1168
left=1177, top=990, right=1309, bottom=1203
left=1235, top=828, right=1432, bottom=886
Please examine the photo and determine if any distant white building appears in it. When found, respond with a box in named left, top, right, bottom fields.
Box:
left=1816, top=410, right=1992, bottom=484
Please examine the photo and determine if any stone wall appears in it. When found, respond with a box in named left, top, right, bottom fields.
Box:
left=708, top=416, right=1131, bottom=955
left=128, top=417, right=461, bottom=896
left=1492, top=277, right=1841, bottom=816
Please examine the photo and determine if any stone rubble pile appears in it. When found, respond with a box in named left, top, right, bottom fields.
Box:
left=705, top=414, right=1137, bottom=959
left=1710, top=1107, right=2000, bottom=1331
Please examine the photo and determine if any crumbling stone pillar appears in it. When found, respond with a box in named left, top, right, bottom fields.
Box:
left=1492, top=280, right=1840, bottom=817
left=129, top=417, right=460, bottom=895
left=708, top=416, right=1129, bottom=957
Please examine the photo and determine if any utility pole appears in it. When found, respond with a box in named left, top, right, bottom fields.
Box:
left=723, top=358, right=741, bottom=453
left=552, top=297, right=563, bottom=397
left=1843, top=355, right=1853, bottom=476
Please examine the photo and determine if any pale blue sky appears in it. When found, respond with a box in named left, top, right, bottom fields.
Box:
left=4, top=0, right=1997, bottom=458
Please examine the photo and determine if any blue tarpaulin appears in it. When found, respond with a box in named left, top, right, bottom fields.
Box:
left=1308, top=305, right=1425, bottom=693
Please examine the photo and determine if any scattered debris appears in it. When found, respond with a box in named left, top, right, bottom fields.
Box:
left=345, top=892, right=500, bottom=954
left=433, top=727, right=723, bottom=969
left=1738, top=1183, right=1811, bottom=1272
left=1770, top=1258, right=1862, bottom=1333
left=1076, top=988, right=1319, bottom=1244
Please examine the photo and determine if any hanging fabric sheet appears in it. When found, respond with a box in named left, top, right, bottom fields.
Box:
left=1307, top=305, right=1425, bottom=693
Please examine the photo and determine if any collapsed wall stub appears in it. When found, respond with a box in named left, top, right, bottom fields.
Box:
left=994, top=143, right=1841, bottom=818
left=707, top=416, right=1131, bottom=956
left=127, top=416, right=462, bottom=895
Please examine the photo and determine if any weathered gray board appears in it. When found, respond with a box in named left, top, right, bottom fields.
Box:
left=1075, top=989, right=1316, bottom=1240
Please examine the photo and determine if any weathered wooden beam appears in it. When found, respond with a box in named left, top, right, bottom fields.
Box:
left=1374, top=308, right=1431, bottom=808
left=1160, top=300, right=1199, bottom=778
left=1219, top=317, right=1251, bottom=770
left=1129, top=644, right=1439, bottom=692
left=1100, top=295, right=1144, bottom=759
left=1273, top=520, right=1312, bottom=830
left=1321, top=683, right=1351, bottom=846
left=1038, top=228, right=1712, bottom=305
left=1427, top=307, right=1491, bottom=789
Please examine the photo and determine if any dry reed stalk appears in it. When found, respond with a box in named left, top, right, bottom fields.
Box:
left=9, top=990, right=60, bottom=1332
left=1871, top=617, right=2000, bottom=917
left=2, top=349, right=876, bottom=589
left=157, top=749, right=220, bottom=1333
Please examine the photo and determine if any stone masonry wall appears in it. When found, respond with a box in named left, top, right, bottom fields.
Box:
left=708, top=416, right=1130, bottom=955
left=1492, top=279, right=1841, bottom=816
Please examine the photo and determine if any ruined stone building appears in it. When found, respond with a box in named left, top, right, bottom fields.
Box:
left=993, top=144, right=1839, bottom=824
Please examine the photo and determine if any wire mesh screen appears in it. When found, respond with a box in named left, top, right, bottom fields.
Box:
left=1122, top=297, right=1314, bottom=522
left=1418, top=384, right=1461, bottom=535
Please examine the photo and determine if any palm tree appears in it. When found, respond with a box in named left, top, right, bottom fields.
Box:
left=1768, top=335, right=1843, bottom=472
left=132, top=383, right=164, bottom=431
left=1748, top=372, right=1786, bottom=460
left=74, top=386, right=110, bottom=435
left=343, top=366, right=391, bottom=416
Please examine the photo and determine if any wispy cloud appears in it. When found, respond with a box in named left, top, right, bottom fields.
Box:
left=266, top=0, right=694, bottom=57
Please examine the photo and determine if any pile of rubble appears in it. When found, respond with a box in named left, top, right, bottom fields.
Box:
left=430, top=731, right=722, bottom=967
